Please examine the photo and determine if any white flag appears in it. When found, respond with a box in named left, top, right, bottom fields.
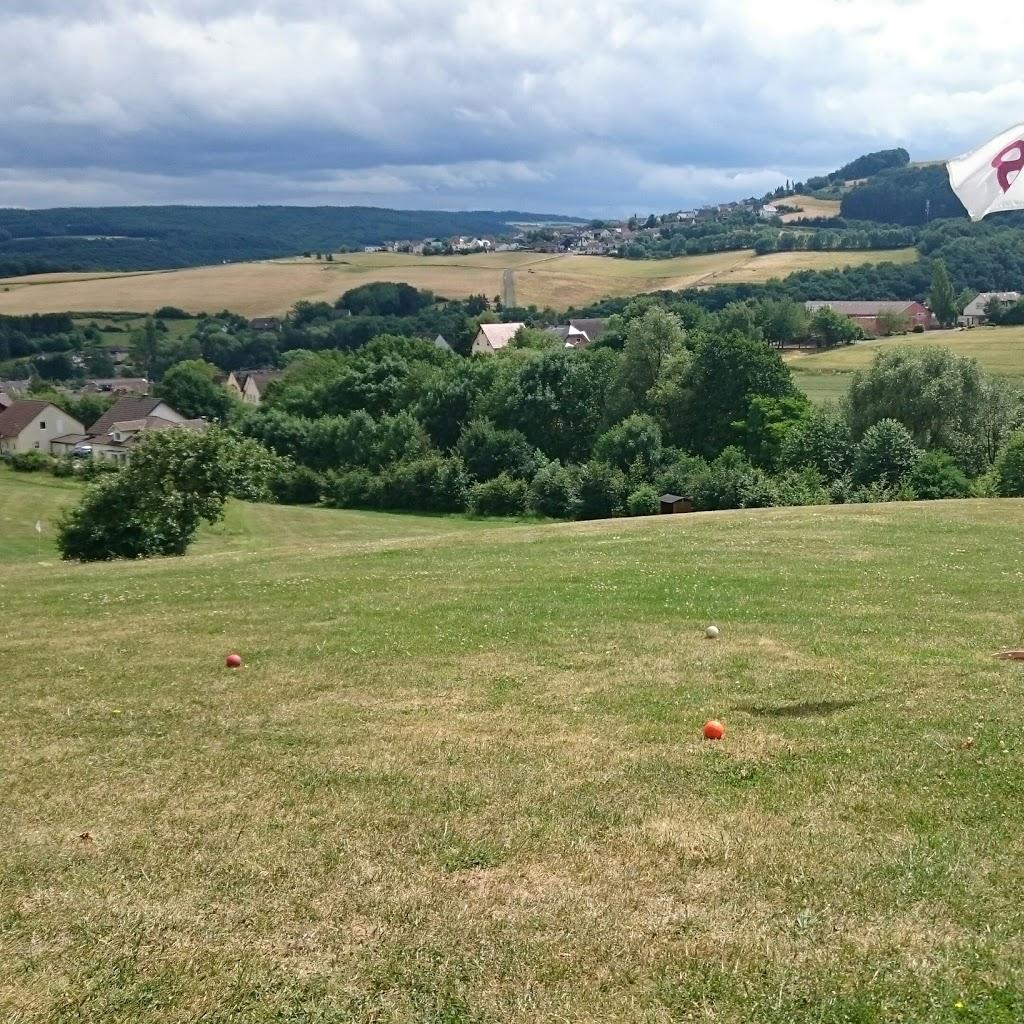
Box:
left=34, top=520, right=42, bottom=534
left=948, top=124, right=1024, bottom=221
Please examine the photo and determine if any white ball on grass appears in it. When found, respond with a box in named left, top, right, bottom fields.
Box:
left=705, top=625, right=720, bottom=639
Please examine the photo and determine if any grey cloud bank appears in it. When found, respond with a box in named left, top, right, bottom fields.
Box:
left=1, top=0, right=1022, bottom=214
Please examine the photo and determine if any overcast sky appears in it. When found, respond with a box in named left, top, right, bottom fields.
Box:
left=2, top=0, right=1022, bottom=215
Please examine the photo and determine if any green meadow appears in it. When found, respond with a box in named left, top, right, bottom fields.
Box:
left=2, top=468, right=1024, bottom=1022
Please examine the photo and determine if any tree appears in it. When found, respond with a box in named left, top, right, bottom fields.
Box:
left=606, top=307, right=686, bottom=420
left=457, top=418, right=540, bottom=480
left=875, top=309, right=908, bottom=337
left=809, top=307, right=860, bottom=348
left=852, top=419, right=922, bottom=487
left=994, top=432, right=1024, bottom=497
left=756, top=299, right=808, bottom=347
left=132, top=316, right=161, bottom=378
left=57, top=428, right=281, bottom=561
left=156, top=359, right=236, bottom=421
left=527, top=461, right=580, bottom=518
left=575, top=461, right=626, bottom=519
left=928, top=259, right=957, bottom=327
left=593, top=414, right=663, bottom=471
left=779, top=406, right=853, bottom=481
left=844, top=346, right=989, bottom=452
left=675, top=332, right=798, bottom=456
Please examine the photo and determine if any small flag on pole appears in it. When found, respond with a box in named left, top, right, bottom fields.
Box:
left=34, top=520, right=42, bottom=534
left=948, top=124, right=1024, bottom=221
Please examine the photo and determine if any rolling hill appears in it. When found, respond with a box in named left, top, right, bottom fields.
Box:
left=0, top=205, right=584, bottom=274
left=4, top=468, right=1024, bottom=1021
left=0, top=248, right=919, bottom=317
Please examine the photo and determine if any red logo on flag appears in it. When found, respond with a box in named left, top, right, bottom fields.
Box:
left=992, top=141, right=1024, bottom=192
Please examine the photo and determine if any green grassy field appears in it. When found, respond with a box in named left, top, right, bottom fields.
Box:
left=3, top=470, right=1024, bottom=1022
left=788, top=327, right=1024, bottom=405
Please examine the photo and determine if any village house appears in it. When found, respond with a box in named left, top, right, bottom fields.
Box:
left=959, top=292, right=1021, bottom=327
left=471, top=322, right=526, bottom=355
left=241, top=370, right=285, bottom=406
left=58, top=397, right=204, bottom=462
left=249, top=317, right=281, bottom=332
left=759, top=204, right=780, bottom=219
left=804, top=300, right=936, bottom=335
left=0, top=400, right=85, bottom=455
left=544, top=318, right=609, bottom=350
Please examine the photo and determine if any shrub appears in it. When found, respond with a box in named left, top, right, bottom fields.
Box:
left=852, top=419, right=922, bottom=487
left=574, top=461, right=626, bottom=520
left=625, top=484, right=659, bottom=516
left=527, top=461, right=579, bottom=518
left=9, top=450, right=53, bottom=472
left=270, top=463, right=324, bottom=505
left=457, top=418, right=540, bottom=481
left=994, top=432, right=1024, bottom=497
left=908, top=451, right=971, bottom=499
left=379, top=455, right=469, bottom=512
left=57, top=429, right=281, bottom=562
left=51, top=457, right=77, bottom=478
left=468, top=473, right=528, bottom=516
left=779, top=407, right=852, bottom=481
left=80, top=458, right=122, bottom=480
left=593, top=414, right=663, bottom=471
left=324, top=468, right=380, bottom=509
left=690, top=447, right=756, bottom=511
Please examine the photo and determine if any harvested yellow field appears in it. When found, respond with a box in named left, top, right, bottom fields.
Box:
left=778, top=194, right=842, bottom=222
left=0, top=247, right=917, bottom=316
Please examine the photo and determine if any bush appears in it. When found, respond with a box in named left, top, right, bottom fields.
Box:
left=779, top=407, right=852, bottom=481
left=574, top=461, right=626, bottom=519
left=527, top=461, right=579, bottom=518
left=9, top=450, right=53, bottom=472
left=593, top=414, right=663, bottom=471
left=51, top=457, right=77, bottom=478
left=57, top=429, right=281, bottom=562
left=378, top=455, right=469, bottom=512
left=468, top=473, right=528, bottom=516
left=270, top=463, right=324, bottom=505
left=80, top=458, right=122, bottom=480
left=625, top=484, right=659, bottom=516
left=457, top=418, right=540, bottom=481
left=852, top=419, right=923, bottom=487
left=994, top=432, right=1024, bottom=497
left=908, top=451, right=971, bottom=499
left=690, top=447, right=756, bottom=511
left=323, top=468, right=380, bottom=509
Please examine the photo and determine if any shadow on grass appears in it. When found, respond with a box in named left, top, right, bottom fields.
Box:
left=735, top=698, right=861, bottom=719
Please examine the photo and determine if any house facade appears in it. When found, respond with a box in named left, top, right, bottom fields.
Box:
left=0, top=401, right=85, bottom=454
left=241, top=370, right=284, bottom=405
left=471, top=322, right=526, bottom=355
left=959, top=292, right=1020, bottom=327
left=805, top=300, right=936, bottom=335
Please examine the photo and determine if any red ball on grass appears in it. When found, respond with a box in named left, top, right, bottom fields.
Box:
left=225, top=653, right=243, bottom=669
left=703, top=719, right=725, bottom=741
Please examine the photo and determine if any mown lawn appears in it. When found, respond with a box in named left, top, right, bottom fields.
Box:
left=788, top=326, right=1024, bottom=405
left=2, top=470, right=1024, bottom=1022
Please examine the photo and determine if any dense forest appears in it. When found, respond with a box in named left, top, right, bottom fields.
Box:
left=0, top=206, right=581, bottom=274
left=839, top=164, right=967, bottom=224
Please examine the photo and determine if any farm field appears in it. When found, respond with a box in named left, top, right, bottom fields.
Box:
left=3, top=469, right=1024, bottom=1021
left=0, top=247, right=916, bottom=317
left=787, top=326, right=1024, bottom=403
left=777, top=194, right=843, bottom=222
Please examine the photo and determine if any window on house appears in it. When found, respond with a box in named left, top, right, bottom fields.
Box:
left=39, top=421, right=46, bottom=429
left=34, top=442, right=40, bottom=448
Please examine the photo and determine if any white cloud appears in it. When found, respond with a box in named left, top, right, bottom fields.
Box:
left=1, top=0, right=1023, bottom=212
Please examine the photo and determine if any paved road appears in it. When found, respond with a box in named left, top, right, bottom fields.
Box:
left=501, top=268, right=516, bottom=308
